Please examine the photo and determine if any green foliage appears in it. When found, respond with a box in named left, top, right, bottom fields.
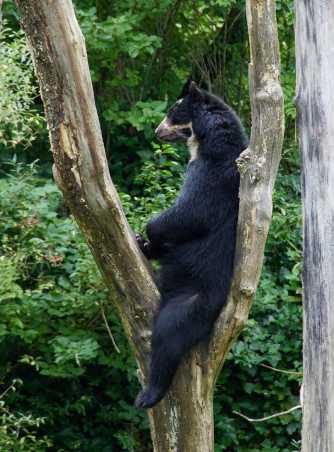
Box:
left=0, top=26, right=44, bottom=150
left=0, top=162, right=149, bottom=450
left=278, top=0, right=296, bottom=143
left=120, top=143, right=186, bottom=232
left=0, top=380, right=52, bottom=451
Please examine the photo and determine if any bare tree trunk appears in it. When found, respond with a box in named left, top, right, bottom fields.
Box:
left=296, top=2, right=334, bottom=451
left=15, top=0, right=284, bottom=450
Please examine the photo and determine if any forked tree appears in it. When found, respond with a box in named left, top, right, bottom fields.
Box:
left=296, top=1, right=334, bottom=451
left=14, top=0, right=284, bottom=450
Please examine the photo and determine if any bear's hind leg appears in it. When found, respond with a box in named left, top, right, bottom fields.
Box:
left=135, top=292, right=212, bottom=409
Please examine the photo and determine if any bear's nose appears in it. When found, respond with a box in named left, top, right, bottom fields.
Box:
left=155, top=118, right=172, bottom=139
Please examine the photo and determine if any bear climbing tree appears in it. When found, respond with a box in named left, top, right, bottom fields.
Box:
left=135, top=82, right=249, bottom=409
left=14, top=0, right=284, bottom=450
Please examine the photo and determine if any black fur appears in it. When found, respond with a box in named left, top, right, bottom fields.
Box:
left=135, top=81, right=248, bottom=409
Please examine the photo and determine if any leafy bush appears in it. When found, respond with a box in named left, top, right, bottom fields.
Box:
left=0, top=162, right=148, bottom=450
left=120, top=143, right=186, bottom=232
left=0, top=380, right=52, bottom=451
left=0, top=26, right=44, bottom=150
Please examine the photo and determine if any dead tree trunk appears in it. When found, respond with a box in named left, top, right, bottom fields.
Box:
left=296, top=2, right=334, bottom=451
left=15, top=0, right=284, bottom=450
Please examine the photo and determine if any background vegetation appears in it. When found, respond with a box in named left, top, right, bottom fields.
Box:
left=0, top=0, right=301, bottom=450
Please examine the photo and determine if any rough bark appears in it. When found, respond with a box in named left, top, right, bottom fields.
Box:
left=15, top=0, right=284, bottom=450
left=296, top=2, right=334, bottom=451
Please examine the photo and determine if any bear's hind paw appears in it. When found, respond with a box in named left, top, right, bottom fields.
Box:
left=134, top=386, right=164, bottom=409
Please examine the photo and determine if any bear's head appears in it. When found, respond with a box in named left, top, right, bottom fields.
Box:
left=155, top=80, right=201, bottom=142
left=155, top=80, right=248, bottom=158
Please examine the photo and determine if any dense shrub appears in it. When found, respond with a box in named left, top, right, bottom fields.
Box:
left=0, top=27, right=44, bottom=151
left=0, top=162, right=147, bottom=451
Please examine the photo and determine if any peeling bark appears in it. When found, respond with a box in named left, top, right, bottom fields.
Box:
left=296, top=2, right=334, bottom=450
left=15, top=0, right=284, bottom=450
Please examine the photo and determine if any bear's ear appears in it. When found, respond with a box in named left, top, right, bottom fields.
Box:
left=189, top=81, right=204, bottom=102
left=178, top=78, right=192, bottom=99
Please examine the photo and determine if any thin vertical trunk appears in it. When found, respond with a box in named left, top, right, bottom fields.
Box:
left=296, top=2, right=334, bottom=450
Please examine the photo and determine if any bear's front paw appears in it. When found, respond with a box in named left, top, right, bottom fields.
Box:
left=135, top=233, right=146, bottom=248
left=135, top=234, right=153, bottom=258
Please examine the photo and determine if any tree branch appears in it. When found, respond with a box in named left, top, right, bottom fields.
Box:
left=233, top=405, right=301, bottom=423
left=208, top=0, right=284, bottom=379
left=99, top=301, right=120, bottom=354
left=260, top=363, right=302, bottom=377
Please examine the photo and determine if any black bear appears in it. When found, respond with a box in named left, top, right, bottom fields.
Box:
left=135, top=80, right=248, bottom=409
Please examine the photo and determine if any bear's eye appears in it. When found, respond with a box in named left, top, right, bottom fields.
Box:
left=169, top=99, right=183, bottom=112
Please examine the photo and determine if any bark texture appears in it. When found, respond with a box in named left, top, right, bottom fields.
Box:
left=296, top=2, right=334, bottom=451
left=15, top=0, right=284, bottom=450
